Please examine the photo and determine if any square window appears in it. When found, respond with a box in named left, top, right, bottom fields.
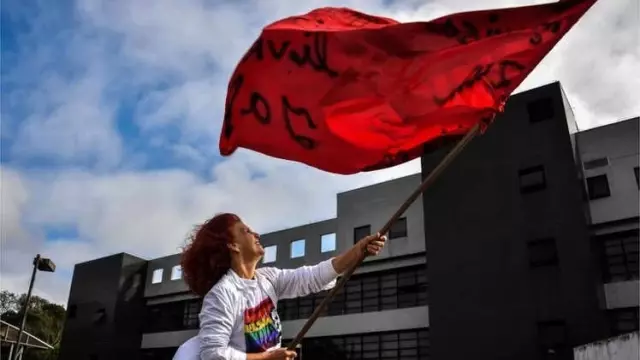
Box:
left=519, top=165, right=547, bottom=193
left=610, top=308, right=640, bottom=335
left=389, top=218, right=408, bottom=239
left=151, top=269, right=163, bottom=284
left=321, top=233, right=337, bottom=253
left=527, top=97, right=555, bottom=123
left=601, top=230, right=640, bottom=282
left=263, top=245, right=277, bottom=263
left=291, top=239, right=305, bottom=258
left=586, top=174, right=611, bottom=200
left=170, top=265, right=182, bottom=280
left=354, top=225, right=371, bottom=244
left=528, top=238, right=559, bottom=267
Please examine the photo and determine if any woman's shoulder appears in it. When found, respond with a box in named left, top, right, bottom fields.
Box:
left=204, top=272, right=237, bottom=301
left=256, top=266, right=280, bottom=276
left=257, top=266, right=284, bottom=289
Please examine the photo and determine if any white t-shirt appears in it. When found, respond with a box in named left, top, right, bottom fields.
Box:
left=198, top=259, right=338, bottom=360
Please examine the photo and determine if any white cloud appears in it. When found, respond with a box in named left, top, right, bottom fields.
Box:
left=0, top=167, right=79, bottom=305
left=11, top=71, right=123, bottom=169
left=1, top=0, right=637, bottom=306
left=134, top=77, right=227, bottom=145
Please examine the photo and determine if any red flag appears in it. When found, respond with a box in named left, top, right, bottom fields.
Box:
left=219, top=0, right=597, bottom=174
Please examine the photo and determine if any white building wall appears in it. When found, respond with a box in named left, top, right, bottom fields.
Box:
left=574, top=332, right=639, bottom=360
left=577, top=117, right=639, bottom=226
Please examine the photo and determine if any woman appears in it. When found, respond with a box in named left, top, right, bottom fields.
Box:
left=180, top=213, right=386, bottom=360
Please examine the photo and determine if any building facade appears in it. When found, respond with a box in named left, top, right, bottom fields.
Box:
left=58, top=83, right=638, bottom=360
left=420, top=82, right=638, bottom=360
left=576, top=117, right=639, bottom=336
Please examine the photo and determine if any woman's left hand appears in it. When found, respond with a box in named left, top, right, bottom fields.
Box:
left=360, top=233, right=387, bottom=256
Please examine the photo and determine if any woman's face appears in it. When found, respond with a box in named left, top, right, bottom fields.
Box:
left=229, top=220, right=265, bottom=260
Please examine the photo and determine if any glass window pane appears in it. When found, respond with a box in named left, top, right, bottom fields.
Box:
left=263, top=245, right=277, bottom=263
left=171, top=265, right=182, bottom=280
left=587, top=174, right=611, bottom=199
left=291, top=239, right=305, bottom=258
left=389, top=217, right=408, bottom=239
left=151, top=269, right=163, bottom=284
left=321, top=233, right=337, bottom=253
left=354, top=225, right=371, bottom=244
left=519, top=165, right=546, bottom=193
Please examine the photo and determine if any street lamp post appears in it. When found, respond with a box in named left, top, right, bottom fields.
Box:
left=12, top=254, right=56, bottom=360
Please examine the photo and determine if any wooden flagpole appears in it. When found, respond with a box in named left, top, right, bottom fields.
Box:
left=287, top=122, right=482, bottom=350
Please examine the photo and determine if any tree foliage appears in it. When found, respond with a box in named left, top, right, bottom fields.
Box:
left=0, top=290, right=65, bottom=360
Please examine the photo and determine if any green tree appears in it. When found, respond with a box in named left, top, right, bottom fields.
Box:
left=0, top=290, right=65, bottom=360
left=0, top=291, right=19, bottom=315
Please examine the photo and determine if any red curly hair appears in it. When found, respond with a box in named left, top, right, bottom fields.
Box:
left=181, top=213, right=240, bottom=297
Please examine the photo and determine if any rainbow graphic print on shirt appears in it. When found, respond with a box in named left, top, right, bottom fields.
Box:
left=244, top=297, right=282, bottom=353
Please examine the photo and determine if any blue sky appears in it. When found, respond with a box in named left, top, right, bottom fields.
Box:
left=1, top=0, right=637, bottom=305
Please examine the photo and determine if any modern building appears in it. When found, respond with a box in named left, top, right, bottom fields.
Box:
left=576, top=117, right=639, bottom=335
left=58, top=82, right=639, bottom=360
left=419, top=83, right=638, bottom=360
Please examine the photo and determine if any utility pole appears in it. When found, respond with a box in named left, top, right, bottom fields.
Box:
left=12, top=255, right=40, bottom=360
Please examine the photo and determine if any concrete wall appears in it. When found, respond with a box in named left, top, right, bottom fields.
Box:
left=280, top=306, right=428, bottom=339
left=578, top=117, right=639, bottom=225
left=141, top=306, right=428, bottom=349
left=574, top=332, right=639, bottom=360
left=258, top=218, right=338, bottom=270
left=144, top=254, right=186, bottom=297
left=144, top=253, right=426, bottom=306
left=337, top=174, right=426, bottom=262
left=59, top=253, right=147, bottom=360
left=422, top=82, right=609, bottom=360
left=113, top=254, right=148, bottom=357
left=604, top=281, right=640, bottom=309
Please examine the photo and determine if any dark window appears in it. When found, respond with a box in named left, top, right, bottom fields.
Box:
left=292, top=328, right=429, bottom=360
left=609, top=308, right=640, bottom=336
left=67, top=304, right=77, bottom=319
left=528, top=238, right=559, bottom=267
left=601, top=230, right=639, bottom=282
left=537, top=320, right=568, bottom=359
left=278, top=266, right=428, bottom=321
left=519, top=165, right=547, bottom=193
left=389, top=218, right=408, bottom=239
left=527, top=97, right=555, bottom=123
left=144, top=298, right=203, bottom=333
left=299, top=297, right=313, bottom=318
left=183, top=300, right=201, bottom=329
left=586, top=174, right=611, bottom=200
left=354, top=225, right=371, bottom=244
left=634, top=167, right=639, bottom=188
